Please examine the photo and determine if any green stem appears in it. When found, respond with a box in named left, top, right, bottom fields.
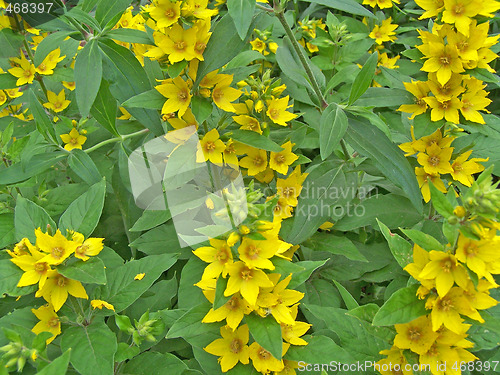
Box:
left=340, top=139, right=350, bottom=160
left=275, top=10, right=328, bottom=110
left=84, top=129, right=149, bottom=154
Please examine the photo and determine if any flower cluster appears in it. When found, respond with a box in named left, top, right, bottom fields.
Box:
left=399, top=128, right=487, bottom=202
left=377, top=170, right=500, bottom=375
left=399, top=2, right=499, bottom=124
left=7, top=227, right=104, bottom=343
left=194, top=218, right=310, bottom=374
left=297, top=18, right=327, bottom=54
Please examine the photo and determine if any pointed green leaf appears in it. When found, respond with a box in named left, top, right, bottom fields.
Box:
left=349, top=52, right=378, bottom=105
left=75, top=40, right=102, bottom=117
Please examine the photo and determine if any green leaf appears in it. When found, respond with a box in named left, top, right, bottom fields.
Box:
left=377, top=219, right=413, bottom=268
left=302, top=232, right=367, bottom=262
left=102, top=253, right=178, bottom=312
left=129, top=210, right=172, bottom=232
left=227, top=0, right=255, bottom=40
left=213, top=276, right=231, bottom=310
left=355, top=87, right=413, bottom=107
left=286, top=335, right=354, bottom=364
left=130, top=222, right=183, bottom=256
left=230, top=129, right=283, bottom=152
left=75, top=40, right=102, bottom=117
left=0, top=213, right=16, bottom=248
left=194, top=14, right=256, bottom=88
left=122, top=89, right=165, bottom=110
left=66, top=7, right=103, bottom=33
left=37, top=349, right=71, bottom=375
left=275, top=38, right=314, bottom=93
left=99, top=39, right=164, bottom=135
left=372, top=284, right=427, bottom=326
left=285, top=163, right=356, bottom=244
left=60, top=322, right=117, bottom=375
left=15, top=197, right=56, bottom=242
left=28, top=89, right=57, bottom=144
left=95, top=0, right=131, bottom=27
left=59, top=179, right=106, bottom=237
left=400, top=228, right=444, bottom=252
left=429, top=182, right=454, bottom=218
left=166, top=303, right=222, bottom=348
left=123, top=352, right=188, bottom=375
left=246, top=314, right=282, bottom=360
left=301, top=0, right=375, bottom=18
left=319, top=104, right=348, bottom=160
left=349, top=52, right=378, bottom=105
left=344, top=118, right=423, bottom=212
left=0, top=73, right=17, bottom=89
left=68, top=149, right=103, bottom=185
left=332, top=279, right=359, bottom=310
left=90, top=79, right=119, bottom=136
left=0, top=29, right=24, bottom=59
left=333, top=194, right=424, bottom=231
left=104, top=28, right=153, bottom=45
left=58, top=257, right=107, bottom=285
left=272, top=259, right=327, bottom=288
left=0, top=153, right=67, bottom=185
left=191, top=96, right=213, bottom=124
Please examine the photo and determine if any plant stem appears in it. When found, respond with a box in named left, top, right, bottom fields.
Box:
left=274, top=10, right=328, bottom=110
left=340, top=139, right=350, bottom=160
left=84, top=129, right=149, bottom=154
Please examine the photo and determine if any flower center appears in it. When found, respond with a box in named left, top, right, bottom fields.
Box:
left=213, top=89, right=223, bottom=100
left=165, top=9, right=175, bottom=18
left=39, top=63, right=46, bottom=71
left=51, top=247, right=64, bottom=259
left=246, top=245, right=259, bottom=260
left=439, top=297, right=453, bottom=312
left=76, top=245, right=88, bottom=256
left=56, top=275, right=68, bottom=287
left=34, top=262, right=47, bottom=273
left=253, top=157, right=263, bottom=166
left=465, top=243, right=477, bottom=257
left=177, top=91, right=188, bottom=102
left=428, top=156, right=440, bottom=166
left=408, top=327, right=421, bottom=341
left=48, top=317, right=59, bottom=328
left=216, top=248, right=228, bottom=263
left=439, top=55, right=450, bottom=66
left=175, top=41, right=186, bottom=51
left=227, top=296, right=239, bottom=310
left=229, top=338, right=243, bottom=353
left=275, top=154, right=286, bottom=164
left=195, top=42, right=206, bottom=52
left=453, top=4, right=464, bottom=15
left=24, top=69, right=32, bottom=77
left=240, top=268, right=252, bottom=281
left=441, top=259, right=453, bottom=272
left=269, top=109, right=279, bottom=118
left=258, top=348, right=271, bottom=360
left=204, top=141, right=216, bottom=152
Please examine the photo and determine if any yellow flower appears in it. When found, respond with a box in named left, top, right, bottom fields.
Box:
left=7, top=238, right=34, bottom=257
left=369, top=17, right=398, bottom=45
left=35, top=48, right=65, bottom=75
left=269, top=141, right=298, bottom=175
left=362, top=0, right=399, bottom=8
left=196, top=128, right=226, bottom=164
left=193, top=238, right=233, bottom=279
left=6, top=88, right=23, bottom=99
left=31, top=304, right=61, bottom=344
left=462, top=279, right=499, bottom=311
left=418, top=251, right=469, bottom=297
left=43, top=89, right=71, bottom=113
left=62, top=81, right=76, bottom=91
left=224, top=261, right=274, bottom=305
left=455, top=234, right=500, bottom=282
left=249, top=342, right=288, bottom=374
left=394, top=315, right=438, bottom=355
left=204, top=325, right=250, bottom=372
left=134, top=273, right=145, bottom=280
left=239, top=147, right=268, bottom=176
left=256, top=274, right=304, bottom=325
left=212, top=75, right=242, bottom=112
left=8, top=53, right=36, bottom=86
left=193, top=20, right=211, bottom=60
left=412, top=129, right=453, bottom=152
left=415, top=167, right=447, bottom=203
left=10, top=243, right=52, bottom=289
left=281, top=305, right=311, bottom=345
left=276, top=165, right=307, bottom=207
left=232, top=115, right=262, bottom=134
left=0, top=90, right=6, bottom=106
left=149, top=0, right=181, bottom=29
left=266, top=96, right=297, bottom=126
left=91, top=299, right=115, bottom=311
left=182, top=0, right=218, bottom=19
left=165, top=23, right=197, bottom=63
left=60, top=128, right=87, bottom=151
left=442, top=0, right=479, bottom=36
left=223, top=139, right=240, bottom=167
left=460, top=91, right=492, bottom=124
left=36, top=228, right=78, bottom=266
left=202, top=293, right=251, bottom=330
left=417, top=144, right=454, bottom=175
left=167, top=107, right=198, bottom=130
left=36, top=271, right=88, bottom=312
left=450, top=150, right=487, bottom=187
left=415, top=0, right=445, bottom=19
left=237, top=237, right=278, bottom=270
left=421, top=43, right=464, bottom=85
left=250, top=38, right=267, bottom=54
left=156, top=76, right=192, bottom=116
left=72, top=232, right=104, bottom=261
left=427, top=287, right=484, bottom=333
